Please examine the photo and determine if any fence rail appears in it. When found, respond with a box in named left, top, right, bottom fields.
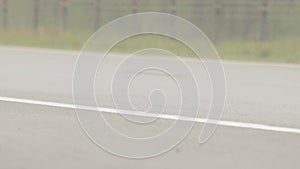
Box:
left=1, top=0, right=300, bottom=42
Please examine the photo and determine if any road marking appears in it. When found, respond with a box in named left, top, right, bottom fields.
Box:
left=0, top=96, right=300, bottom=135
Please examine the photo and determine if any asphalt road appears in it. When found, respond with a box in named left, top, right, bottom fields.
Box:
left=0, top=46, right=300, bottom=169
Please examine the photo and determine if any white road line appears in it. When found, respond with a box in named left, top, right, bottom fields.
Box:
left=0, top=96, right=300, bottom=135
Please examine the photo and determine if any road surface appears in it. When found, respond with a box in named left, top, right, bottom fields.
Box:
left=0, top=46, right=300, bottom=169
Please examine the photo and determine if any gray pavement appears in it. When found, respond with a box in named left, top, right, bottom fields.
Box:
left=0, top=46, right=300, bottom=169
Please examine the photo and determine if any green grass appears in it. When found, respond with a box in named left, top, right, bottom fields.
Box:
left=218, top=39, right=300, bottom=63
left=0, top=30, right=300, bottom=64
left=0, top=30, right=88, bottom=50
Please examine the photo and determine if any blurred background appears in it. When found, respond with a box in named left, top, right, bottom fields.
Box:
left=0, top=0, right=299, bottom=63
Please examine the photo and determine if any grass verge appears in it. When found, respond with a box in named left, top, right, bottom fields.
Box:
left=0, top=30, right=299, bottom=64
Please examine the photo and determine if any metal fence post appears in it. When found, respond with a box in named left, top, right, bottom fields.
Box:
left=33, top=0, right=39, bottom=33
left=259, top=0, right=269, bottom=41
left=94, top=0, right=101, bottom=31
left=170, top=0, right=176, bottom=15
left=132, top=0, right=138, bottom=14
left=2, top=0, right=8, bottom=30
left=212, top=0, right=222, bottom=43
left=61, top=0, right=68, bottom=32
